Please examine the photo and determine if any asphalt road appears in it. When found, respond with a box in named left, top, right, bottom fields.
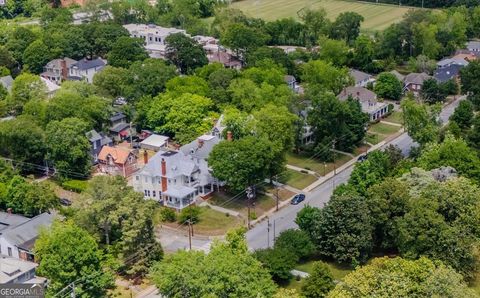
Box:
left=247, top=97, right=463, bottom=250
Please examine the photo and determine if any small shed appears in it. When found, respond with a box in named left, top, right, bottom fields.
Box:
left=140, top=134, right=169, bottom=151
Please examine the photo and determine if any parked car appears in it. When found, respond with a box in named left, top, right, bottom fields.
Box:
left=59, top=198, right=72, bottom=206
left=357, top=154, right=368, bottom=163
left=291, top=194, right=306, bottom=205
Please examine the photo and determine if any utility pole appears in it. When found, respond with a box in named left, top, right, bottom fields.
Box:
left=71, top=282, right=75, bottom=298
left=332, top=139, right=337, bottom=175
left=129, top=121, right=133, bottom=148
left=275, top=184, right=279, bottom=212
left=267, top=217, right=270, bottom=248
left=246, top=187, right=255, bottom=229
left=187, top=219, right=192, bottom=250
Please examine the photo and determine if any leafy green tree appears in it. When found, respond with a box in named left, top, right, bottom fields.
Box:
left=295, top=205, right=322, bottom=242
left=318, top=37, right=349, bottom=66
left=107, top=36, right=148, bottom=68
left=374, top=72, right=403, bottom=100
left=92, top=65, right=128, bottom=98
left=330, top=12, right=364, bottom=44
left=401, top=98, right=441, bottom=145
left=299, top=8, right=330, bottom=46
left=308, top=92, right=369, bottom=155
left=0, top=46, right=17, bottom=72
left=412, top=22, right=440, bottom=59
left=351, top=35, right=375, bottom=72
left=417, top=134, right=480, bottom=183
left=299, top=193, right=374, bottom=264
left=348, top=150, right=392, bottom=196
left=221, top=23, right=269, bottom=60
left=422, top=78, right=447, bottom=103
left=301, top=60, right=352, bottom=95
left=407, top=54, right=437, bottom=74
left=75, top=176, right=163, bottom=276
left=460, top=59, right=480, bottom=107
left=165, top=75, right=210, bottom=97
left=150, top=229, right=277, bottom=298
left=468, top=115, right=480, bottom=150
left=147, top=92, right=216, bottom=144
left=5, top=27, right=37, bottom=65
left=45, top=117, right=92, bottom=178
left=35, top=221, right=114, bottom=298
left=22, top=40, right=51, bottom=74
left=329, top=257, right=478, bottom=298
left=209, top=136, right=281, bottom=191
left=451, top=100, right=474, bottom=130
left=165, top=33, right=208, bottom=74
left=274, top=289, right=301, bottom=298
left=178, top=205, right=201, bottom=224
left=126, top=58, right=177, bottom=99
left=301, top=261, right=335, bottom=298
left=81, top=23, right=129, bottom=57
left=253, top=248, right=297, bottom=282
left=0, top=116, right=46, bottom=165
left=274, top=229, right=315, bottom=260
left=7, top=73, right=46, bottom=114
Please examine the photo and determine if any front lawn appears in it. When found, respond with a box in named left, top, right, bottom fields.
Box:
left=383, top=111, right=404, bottom=124
left=369, top=122, right=401, bottom=135
left=192, top=206, right=243, bottom=235
left=209, top=191, right=279, bottom=219
left=286, top=152, right=352, bottom=175
left=282, top=169, right=317, bottom=190
left=295, top=260, right=353, bottom=281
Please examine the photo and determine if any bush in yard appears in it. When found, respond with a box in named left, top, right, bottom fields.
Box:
left=253, top=247, right=298, bottom=282
left=178, top=206, right=201, bottom=224
left=301, top=261, right=335, bottom=298
left=61, top=179, right=88, bottom=193
left=160, top=208, right=176, bottom=222
left=274, top=229, right=316, bottom=260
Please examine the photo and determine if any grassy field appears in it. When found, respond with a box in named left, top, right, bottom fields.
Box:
left=193, top=206, right=243, bottom=235
left=231, top=0, right=413, bottom=31
left=283, top=169, right=318, bottom=190
left=383, top=110, right=404, bottom=124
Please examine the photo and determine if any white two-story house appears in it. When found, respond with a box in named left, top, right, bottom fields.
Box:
left=133, top=134, right=222, bottom=209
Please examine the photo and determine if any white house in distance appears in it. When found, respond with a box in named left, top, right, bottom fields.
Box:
left=69, top=58, right=107, bottom=83
left=350, top=69, right=375, bottom=87
left=133, top=134, right=224, bottom=210
left=123, top=24, right=187, bottom=59
left=0, top=212, right=55, bottom=262
left=338, top=86, right=389, bottom=121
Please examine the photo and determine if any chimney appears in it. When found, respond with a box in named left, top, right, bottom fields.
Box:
left=227, top=131, right=233, bottom=141
left=60, top=59, right=68, bottom=81
left=356, top=91, right=360, bottom=96
left=7, top=208, right=12, bottom=214
left=198, top=138, right=204, bottom=148
left=161, top=158, right=166, bottom=176
left=143, top=150, right=148, bottom=164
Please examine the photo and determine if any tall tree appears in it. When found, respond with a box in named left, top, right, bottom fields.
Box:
left=374, top=72, right=403, bottom=100
left=401, top=98, right=441, bottom=145
left=45, top=117, right=92, bottom=178
left=126, top=58, right=177, bottom=99
left=150, top=229, right=277, bottom=298
left=107, top=36, right=148, bottom=68
left=421, top=78, right=447, bottom=103
left=460, top=60, right=480, bottom=108
left=220, top=23, right=269, bottom=60
left=35, top=221, right=114, bottom=298
left=450, top=100, right=474, bottom=130
left=301, top=60, right=352, bottom=95
left=329, top=257, right=478, bottom=297
left=299, top=8, right=330, bottom=46
left=301, top=261, right=335, bottom=298
left=22, top=40, right=51, bottom=74
left=7, top=73, right=46, bottom=114
left=75, top=176, right=163, bottom=276
left=165, top=33, right=208, bottom=74
left=330, top=12, right=364, bottom=44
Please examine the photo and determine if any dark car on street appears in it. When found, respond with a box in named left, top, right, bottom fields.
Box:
left=291, top=194, right=306, bottom=205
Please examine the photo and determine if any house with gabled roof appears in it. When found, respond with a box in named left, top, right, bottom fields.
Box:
left=41, top=58, right=77, bottom=84
left=0, top=212, right=55, bottom=262
left=403, top=72, right=432, bottom=96
left=133, top=134, right=223, bottom=209
left=86, top=129, right=113, bottom=163
left=69, top=58, right=106, bottom=83
left=97, top=146, right=138, bottom=177
left=350, top=69, right=375, bottom=87
left=338, top=86, right=389, bottom=121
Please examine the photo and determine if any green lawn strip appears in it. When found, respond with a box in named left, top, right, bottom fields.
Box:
left=286, top=152, right=352, bottom=175
left=295, top=260, right=353, bottom=281
left=209, top=191, right=245, bottom=211
left=366, top=132, right=387, bottom=145
left=193, top=206, right=242, bottom=235
left=369, top=122, right=401, bottom=135
left=283, top=169, right=318, bottom=190
left=231, top=0, right=412, bottom=31
left=383, top=111, right=404, bottom=124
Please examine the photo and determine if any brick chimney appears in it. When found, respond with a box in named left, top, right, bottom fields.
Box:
left=7, top=208, right=12, bottom=214
left=143, top=150, right=148, bottom=164
left=198, top=138, right=204, bottom=148
left=161, top=158, right=166, bottom=176
left=60, top=59, right=68, bottom=81
left=227, top=131, right=233, bottom=141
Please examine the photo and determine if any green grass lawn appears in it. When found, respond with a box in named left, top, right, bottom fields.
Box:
left=383, top=111, right=404, bottom=124
left=286, top=151, right=352, bottom=175
left=231, top=0, right=414, bottom=31
left=209, top=191, right=280, bottom=218
left=369, top=122, right=402, bottom=135
left=283, top=169, right=318, bottom=190
left=295, top=260, right=353, bottom=281
left=193, top=206, right=243, bottom=235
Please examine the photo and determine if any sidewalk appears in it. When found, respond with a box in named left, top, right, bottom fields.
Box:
left=198, top=201, right=240, bottom=217
left=286, top=164, right=317, bottom=176
left=380, top=120, right=402, bottom=127
left=303, top=140, right=386, bottom=192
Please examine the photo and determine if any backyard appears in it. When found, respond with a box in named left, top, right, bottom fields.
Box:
left=231, top=0, right=413, bottom=31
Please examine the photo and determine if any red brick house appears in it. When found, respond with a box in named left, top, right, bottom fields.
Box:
left=98, top=146, right=138, bottom=177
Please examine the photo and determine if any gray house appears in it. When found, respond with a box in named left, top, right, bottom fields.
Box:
left=86, top=129, right=113, bottom=163
left=338, top=86, right=389, bottom=121
left=350, top=69, right=374, bottom=87
left=108, top=112, right=131, bottom=141
left=434, top=64, right=463, bottom=83
left=0, top=75, right=13, bottom=92
left=467, top=41, right=480, bottom=53
left=69, top=58, right=107, bottom=84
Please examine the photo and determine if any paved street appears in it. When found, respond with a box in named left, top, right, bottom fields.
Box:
left=246, top=96, right=463, bottom=250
